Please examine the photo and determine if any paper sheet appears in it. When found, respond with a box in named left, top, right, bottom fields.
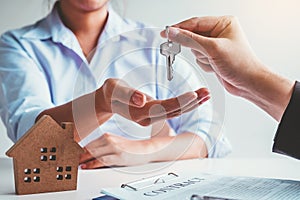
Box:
left=100, top=172, right=300, bottom=200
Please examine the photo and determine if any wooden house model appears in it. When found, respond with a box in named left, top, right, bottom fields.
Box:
left=6, top=115, right=84, bottom=195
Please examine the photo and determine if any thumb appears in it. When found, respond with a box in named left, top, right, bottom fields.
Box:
left=113, top=86, right=147, bottom=107
left=103, top=79, right=147, bottom=107
left=162, top=27, right=211, bottom=56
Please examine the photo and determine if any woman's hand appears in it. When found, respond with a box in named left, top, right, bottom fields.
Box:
left=96, top=78, right=210, bottom=126
left=80, top=133, right=152, bottom=168
left=80, top=121, right=208, bottom=169
left=38, top=78, right=209, bottom=142
left=80, top=130, right=208, bottom=169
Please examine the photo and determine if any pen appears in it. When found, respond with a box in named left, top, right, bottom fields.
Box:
left=191, top=194, right=237, bottom=200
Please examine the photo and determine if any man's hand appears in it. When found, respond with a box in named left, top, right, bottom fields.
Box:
left=161, top=16, right=262, bottom=96
left=161, top=16, right=293, bottom=121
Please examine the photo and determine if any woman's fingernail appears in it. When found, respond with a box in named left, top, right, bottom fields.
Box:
left=132, top=92, right=145, bottom=106
left=195, top=88, right=209, bottom=99
left=81, top=164, right=86, bottom=169
left=200, top=96, right=210, bottom=104
left=201, top=90, right=210, bottom=98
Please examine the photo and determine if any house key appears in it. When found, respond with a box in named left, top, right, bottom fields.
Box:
left=160, top=26, right=181, bottom=81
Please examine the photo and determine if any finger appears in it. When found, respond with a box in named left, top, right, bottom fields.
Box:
left=80, top=143, right=117, bottom=165
left=113, top=89, right=208, bottom=124
left=100, top=155, right=121, bottom=167
left=81, top=158, right=106, bottom=169
left=191, top=49, right=206, bottom=57
left=177, top=96, right=211, bottom=115
left=156, top=93, right=210, bottom=120
left=103, top=78, right=146, bottom=107
left=172, top=16, right=222, bottom=36
left=80, top=134, right=116, bottom=163
left=191, top=49, right=209, bottom=64
left=144, top=91, right=199, bottom=118
left=112, top=91, right=198, bottom=121
left=138, top=88, right=210, bottom=125
left=167, top=99, right=210, bottom=119
left=166, top=27, right=211, bottom=55
left=83, top=155, right=121, bottom=169
left=195, top=88, right=210, bottom=101
left=80, top=133, right=109, bottom=162
left=163, top=16, right=233, bottom=38
left=161, top=16, right=236, bottom=52
left=81, top=134, right=110, bottom=155
left=164, top=88, right=210, bottom=117
left=159, top=87, right=209, bottom=116
left=79, top=150, right=94, bottom=164
left=196, top=59, right=214, bottom=73
left=110, top=92, right=154, bottom=120
left=190, top=49, right=214, bottom=72
left=138, top=98, right=205, bottom=126
left=215, top=74, right=239, bottom=95
left=161, top=17, right=218, bottom=41
left=144, top=88, right=208, bottom=119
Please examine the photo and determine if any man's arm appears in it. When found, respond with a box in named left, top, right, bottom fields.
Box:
left=161, top=16, right=294, bottom=122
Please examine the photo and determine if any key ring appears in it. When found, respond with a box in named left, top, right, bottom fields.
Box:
left=166, top=26, right=171, bottom=43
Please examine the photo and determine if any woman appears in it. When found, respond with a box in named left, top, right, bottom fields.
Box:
left=0, top=0, right=231, bottom=169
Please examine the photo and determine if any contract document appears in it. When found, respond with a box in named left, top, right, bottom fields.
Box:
left=100, top=172, right=300, bottom=200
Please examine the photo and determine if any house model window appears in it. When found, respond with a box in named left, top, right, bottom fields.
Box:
left=23, top=167, right=41, bottom=183
left=40, top=147, right=57, bottom=161
left=56, top=166, right=72, bottom=180
left=6, top=115, right=84, bottom=195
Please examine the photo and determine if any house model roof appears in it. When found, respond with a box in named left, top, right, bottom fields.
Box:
left=6, top=115, right=82, bottom=156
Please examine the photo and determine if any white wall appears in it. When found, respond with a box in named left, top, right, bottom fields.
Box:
left=1, top=0, right=300, bottom=159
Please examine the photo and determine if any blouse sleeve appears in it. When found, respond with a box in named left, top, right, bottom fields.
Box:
left=0, top=32, right=53, bottom=142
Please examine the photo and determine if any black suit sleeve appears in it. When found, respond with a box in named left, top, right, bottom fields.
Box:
left=272, top=81, right=300, bottom=159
